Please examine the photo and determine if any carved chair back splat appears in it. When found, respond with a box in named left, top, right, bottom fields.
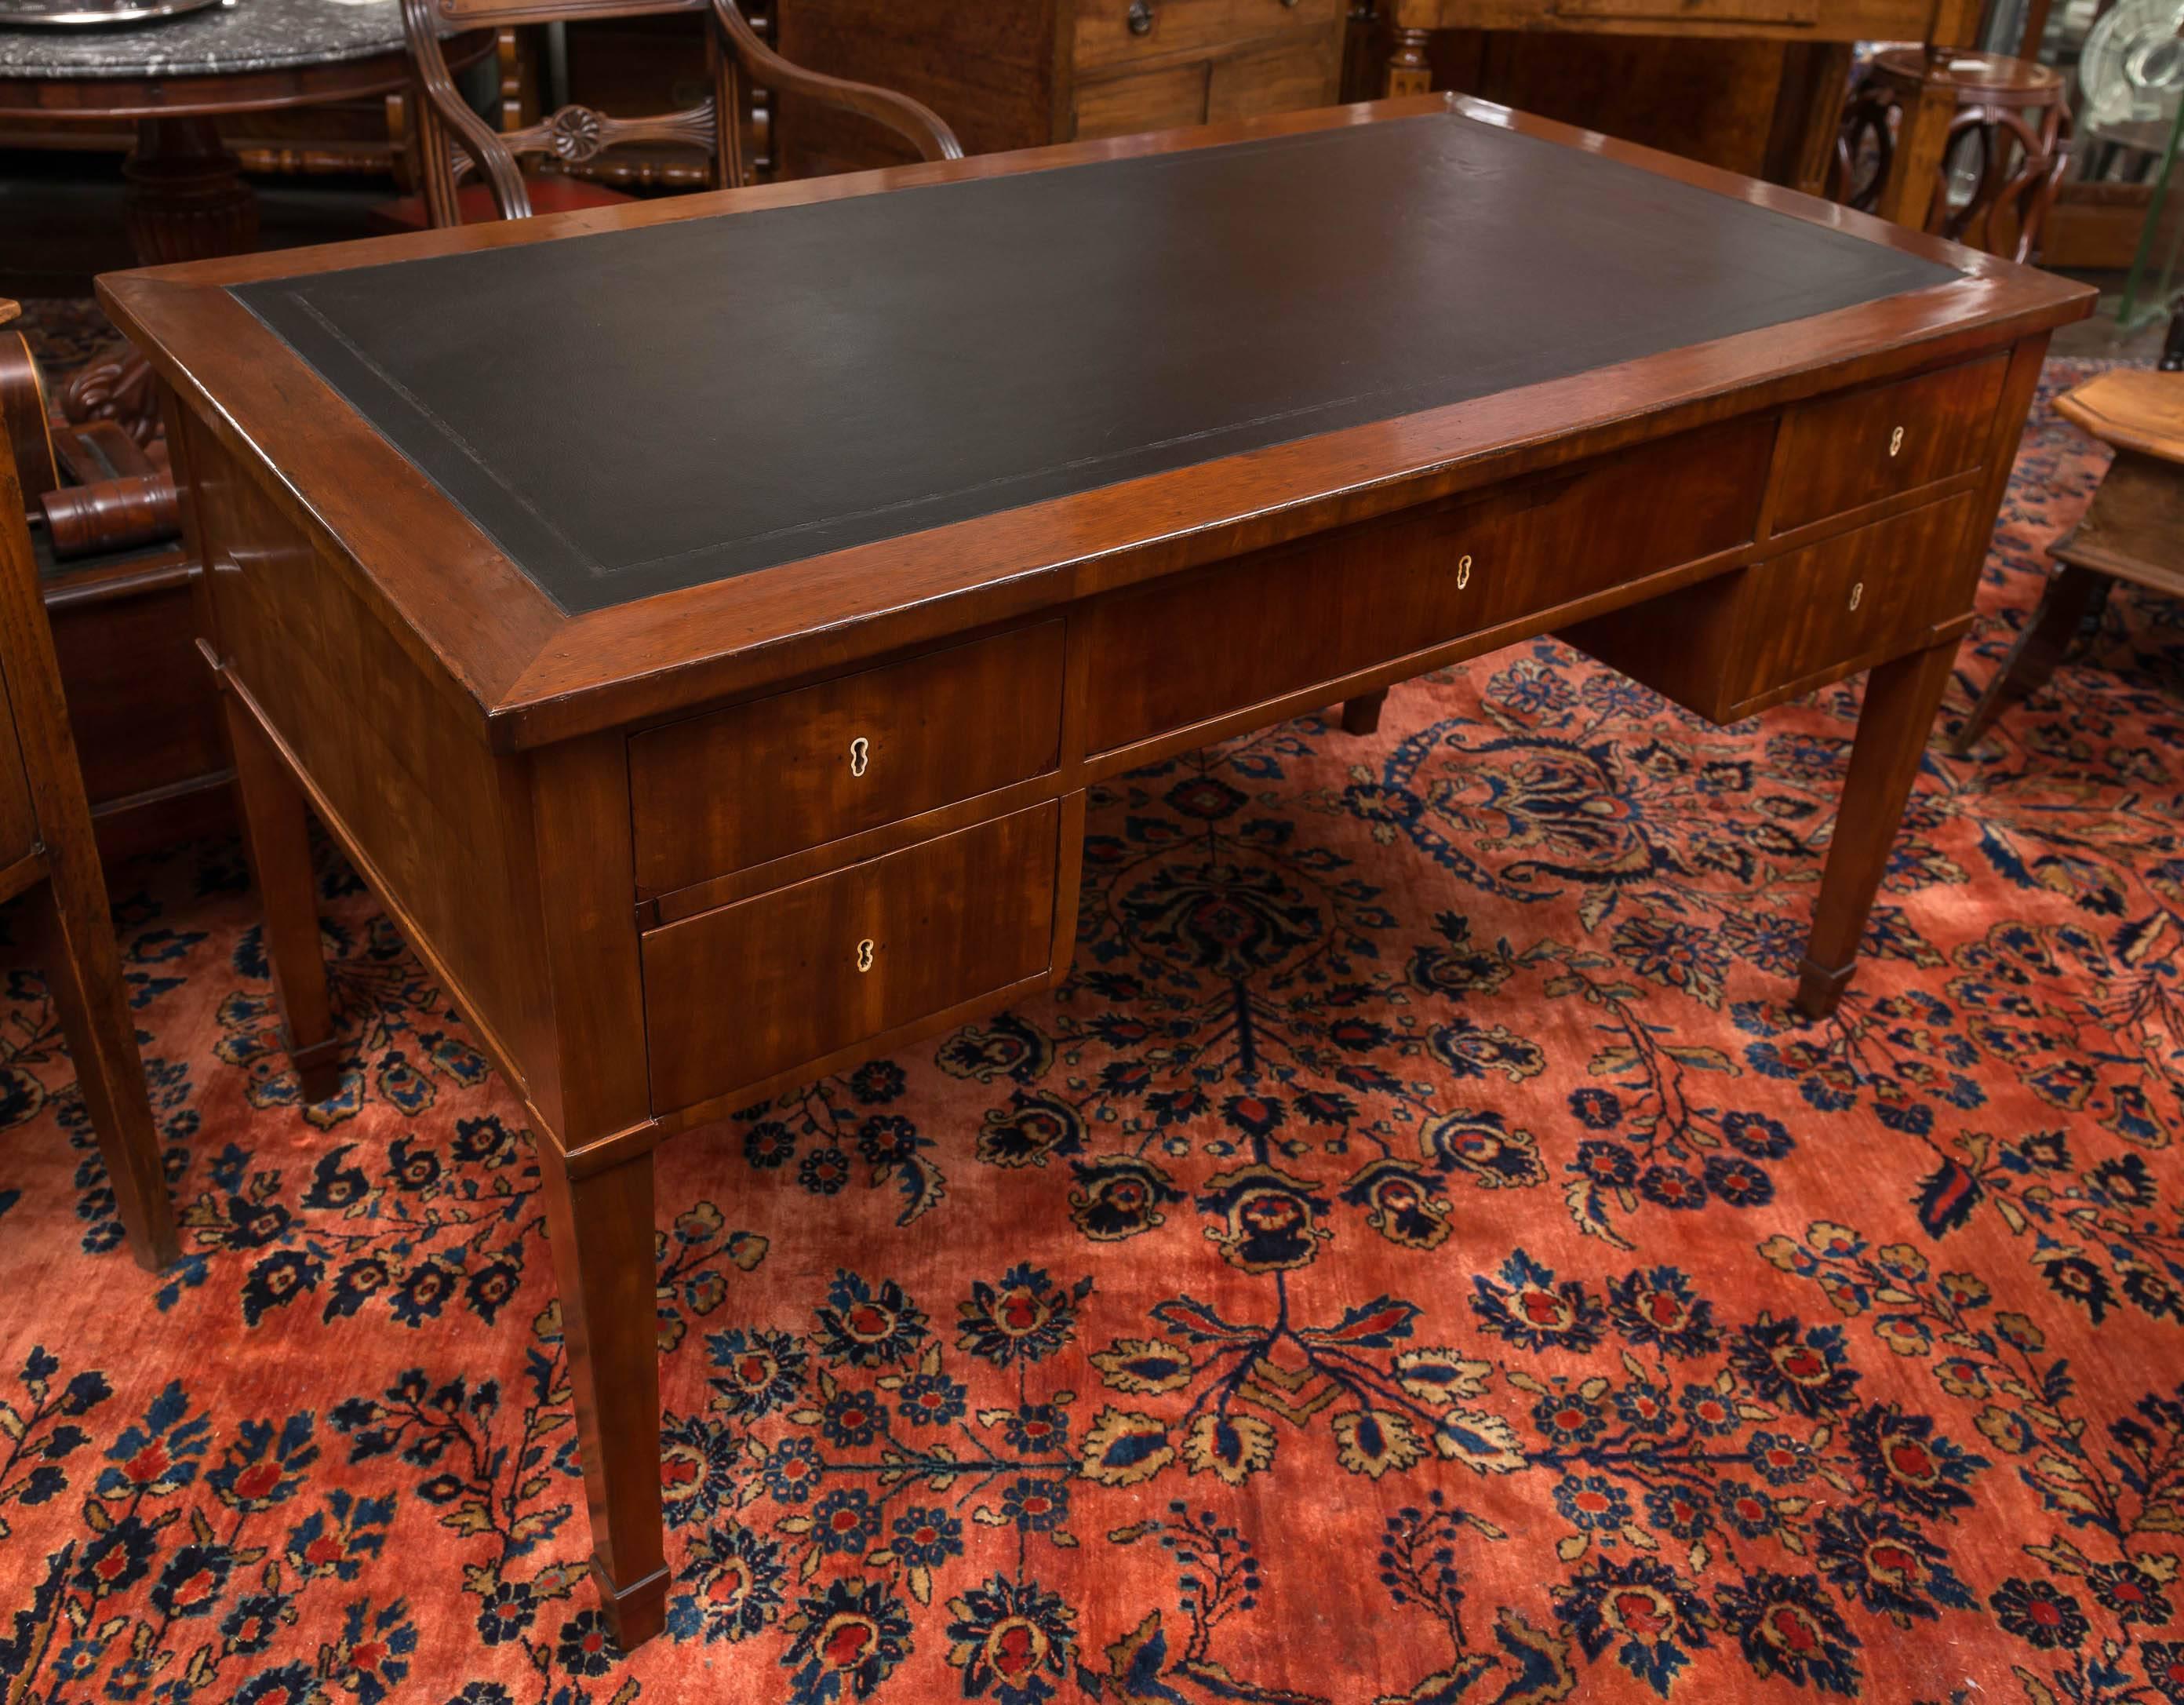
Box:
left=400, top=0, right=963, bottom=225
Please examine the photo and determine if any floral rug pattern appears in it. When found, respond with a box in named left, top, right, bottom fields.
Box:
left=2, top=358, right=2182, bottom=1703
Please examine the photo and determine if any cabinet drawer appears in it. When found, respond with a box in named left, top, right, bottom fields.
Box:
left=1075, top=0, right=1341, bottom=73
left=1085, top=418, right=1769, bottom=752
left=642, top=803, right=1060, bottom=1111
left=1727, top=490, right=1976, bottom=706
left=1207, top=35, right=1340, bottom=120
left=629, top=621, right=1064, bottom=896
left=1075, top=62, right=1211, bottom=139
left=1769, top=355, right=2006, bottom=535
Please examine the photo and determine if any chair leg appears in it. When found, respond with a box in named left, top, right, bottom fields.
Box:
left=1340, top=688, right=1389, bottom=735
left=1795, top=640, right=1957, bottom=1021
left=222, top=693, right=343, bottom=1103
left=34, top=883, right=178, bottom=1271
left=537, top=1138, right=668, bottom=1652
left=1952, top=564, right=2108, bottom=754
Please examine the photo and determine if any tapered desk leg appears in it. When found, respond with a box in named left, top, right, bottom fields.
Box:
left=1340, top=688, right=1388, bottom=735
left=221, top=693, right=343, bottom=1102
left=35, top=883, right=177, bottom=1271
left=537, top=1138, right=667, bottom=1651
left=1952, top=564, right=2108, bottom=754
left=1795, top=641, right=1959, bottom=1020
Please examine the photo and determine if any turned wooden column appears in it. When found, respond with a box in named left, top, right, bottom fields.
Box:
left=122, top=116, right=260, bottom=266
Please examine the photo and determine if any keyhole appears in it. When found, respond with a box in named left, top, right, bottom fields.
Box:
left=1456, top=553, right=1472, bottom=590
left=1849, top=581, right=1864, bottom=611
left=856, top=938, right=875, bottom=972
left=849, top=736, right=869, bottom=778
left=1888, top=425, right=1904, bottom=458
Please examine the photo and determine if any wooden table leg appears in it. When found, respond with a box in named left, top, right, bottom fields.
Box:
left=0, top=444, right=177, bottom=1270
left=220, top=692, right=344, bottom=1103
left=1952, top=563, right=2109, bottom=753
left=1794, top=640, right=1959, bottom=1020
left=32, top=822, right=178, bottom=1270
left=1340, top=687, right=1389, bottom=734
left=1386, top=26, right=1433, bottom=97
left=122, top=117, right=260, bottom=268
left=537, top=1138, right=668, bottom=1652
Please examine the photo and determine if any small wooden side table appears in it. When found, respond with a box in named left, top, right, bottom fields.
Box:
left=0, top=302, right=177, bottom=1271
left=1851, top=48, right=2069, bottom=256
left=1956, top=366, right=2184, bottom=750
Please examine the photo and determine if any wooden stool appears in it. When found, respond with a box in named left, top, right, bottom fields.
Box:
left=0, top=302, right=179, bottom=1270
left=1954, top=365, right=2184, bottom=752
left=1834, top=48, right=2068, bottom=260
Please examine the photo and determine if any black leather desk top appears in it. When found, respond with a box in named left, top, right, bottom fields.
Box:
left=235, top=113, right=1954, bottom=614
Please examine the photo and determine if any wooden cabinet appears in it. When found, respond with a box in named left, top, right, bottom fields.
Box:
left=774, top=0, right=1349, bottom=176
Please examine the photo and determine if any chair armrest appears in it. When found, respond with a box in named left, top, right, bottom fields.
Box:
left=710, top=0, right=963, bottom=165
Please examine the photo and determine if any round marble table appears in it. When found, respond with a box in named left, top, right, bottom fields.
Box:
left=0, top=0, right=490, bottom=261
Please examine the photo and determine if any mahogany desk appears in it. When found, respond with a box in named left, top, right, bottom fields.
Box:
left=100, top=97, right=2091, bottom=1648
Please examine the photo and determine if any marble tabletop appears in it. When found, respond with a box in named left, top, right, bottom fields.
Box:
left=0, top=0, right=410, bottom=81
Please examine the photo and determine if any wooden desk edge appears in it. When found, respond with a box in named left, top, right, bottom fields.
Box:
left=105, top=96, right=2095, bottom=755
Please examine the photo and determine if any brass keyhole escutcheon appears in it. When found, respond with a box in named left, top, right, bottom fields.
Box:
left=1456, top=552, right=1472, bottom=590
left=849, top=736, right=870, bottom=778
left=856, top=938, right=875, bottom=972
left=1888, top=425, right=1904, bottom=458
left=1849, top=581, right=1864, bottom=611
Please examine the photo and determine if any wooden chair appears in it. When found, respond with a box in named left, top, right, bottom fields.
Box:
left=1831, top=48, right=2069, bottom=263
left=0, top=302, right=178, bottom=1271
left=399, top=0, right=961, bottom=227
left=1953, top=345, right=2184, bottom=751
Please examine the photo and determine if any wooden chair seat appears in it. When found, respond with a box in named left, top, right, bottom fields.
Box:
left=1954, top=359, right=2184, bottom=751
left=2052, top=367, right=2184, bottom=465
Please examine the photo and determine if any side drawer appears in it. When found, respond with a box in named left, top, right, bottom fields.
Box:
left=642, top=802, right=1060, bottom=1111
left=1559, top=489, right=1978, bottom=720
left=1769, top=355, right=2006, bottom=535
left=1084, top=417, right=1769, bottom=753
left=1725, top=490, right=1977, bottom=707
left=629, top=621, right=1064, bottom=896
left=1074, top=0, right=1342, bottom=74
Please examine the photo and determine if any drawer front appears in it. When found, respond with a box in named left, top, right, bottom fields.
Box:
left=1207, top=36, right=1341, bottom=120
left=1770, top=355, right=2006, bottom=535
left=1728, top=490, right=1975, bottom=705
left=1075, top=62, right=1212, bottom=139
left=1075, top=0, right=1342, bottom=73
left=630, top=621, right=1064, bottom=895
left=642, top=803, right=1060, bottom=1110
left=1086, top=418, right=1769, bottom=752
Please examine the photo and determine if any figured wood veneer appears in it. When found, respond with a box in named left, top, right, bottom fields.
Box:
left=107, top=100, right=2092, bottom=1653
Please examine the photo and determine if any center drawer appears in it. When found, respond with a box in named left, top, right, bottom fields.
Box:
left=641, top=802, right=1061, bottom=1113
left=629, top=621, right=1065, bottom=897
left=1083, top=417, right=1769, bottom=753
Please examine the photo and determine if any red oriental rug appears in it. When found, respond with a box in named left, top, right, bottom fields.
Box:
left=2, top=357, right=2182, bottom=1705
